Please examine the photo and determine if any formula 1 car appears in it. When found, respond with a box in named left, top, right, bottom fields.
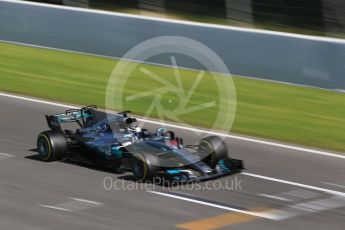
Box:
left=36, top=105, right=244, bottom=182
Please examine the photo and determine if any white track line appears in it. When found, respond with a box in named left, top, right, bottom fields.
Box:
left=1, top=91, right=344, bottom=160
left=149, top=174, right=345, bottom=220
left=322, top=182, right=345, bottom=189
left=242, top=172, right=345, bottom=197
left=0, top=92, right=79, bottom=109
left=261, top=195, right=345, bottom=220
left=0, top=152, right=15, bottom=157
left=0, top=152, right=15, bottom=161
left=2, top=0, right=345, bottom=44
left=258, top=194, right=290, bottom=202
left=70, top=198, right=103, bottom=205
left=38, top=204, right=71, bottom=212
left=148, top=191, right=279, bottom=220
left=38, top=198, right=102, bottom=213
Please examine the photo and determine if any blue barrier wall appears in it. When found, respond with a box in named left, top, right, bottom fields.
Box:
left=1, top=0, right=345, bottom=89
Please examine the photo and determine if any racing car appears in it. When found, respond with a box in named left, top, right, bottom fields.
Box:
left=36, top=105, right=244, bottom=182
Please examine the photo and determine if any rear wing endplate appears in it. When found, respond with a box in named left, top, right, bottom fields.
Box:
left=45, top=105, right=97, bottom=130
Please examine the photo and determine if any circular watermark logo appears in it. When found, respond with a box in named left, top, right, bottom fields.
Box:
left=105, top=36, right=236, bottom=167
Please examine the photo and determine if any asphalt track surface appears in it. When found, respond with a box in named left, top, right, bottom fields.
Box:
left=1, top=94, right=345, bottom=230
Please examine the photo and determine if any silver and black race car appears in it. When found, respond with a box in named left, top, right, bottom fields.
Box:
left=37, top=105, right=244, bottom=182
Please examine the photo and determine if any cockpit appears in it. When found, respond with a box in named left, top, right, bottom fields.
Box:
left=95, top=115, right=130, bottom=133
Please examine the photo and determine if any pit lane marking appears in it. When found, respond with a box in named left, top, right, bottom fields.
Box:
left=0, top=152, right=15, bottom=160
left=322, top=182, right=345, bottom=189
left=258, top=194, right=290, bottom=202
left=38, top=197, right=103, bottom=212
left=257, top=189, right=321, bottom=203
left=261, top=195, right=345, bottom=220
left=70, top=197, right=103, bottom=205
left=281, top=189, right=320, bottom=201
left=38, top=204, right=71, bottom=212
left=149, top=173, right=345, bottom=222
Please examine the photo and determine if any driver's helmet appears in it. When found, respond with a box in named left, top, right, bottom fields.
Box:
left=156, top=127, right=167, bottom=138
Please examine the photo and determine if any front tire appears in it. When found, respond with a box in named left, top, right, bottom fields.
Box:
left=132, top=153, right=159, bottom=182
left=199, top=136, right=228, bottom=169
left=37, top=130, right=67, bottom=162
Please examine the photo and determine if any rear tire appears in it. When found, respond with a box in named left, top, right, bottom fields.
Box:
left=37, top=130, right=67, bottom=162
left=199, top=136, right=228, bottom=169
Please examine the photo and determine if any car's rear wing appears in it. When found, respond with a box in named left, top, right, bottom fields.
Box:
left=45, top=105, right=97, bottom=130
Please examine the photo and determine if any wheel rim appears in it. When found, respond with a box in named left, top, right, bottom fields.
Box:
left=133, top=158, right=145, bottom=180
left=38, top=138, right=49, bottom=159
